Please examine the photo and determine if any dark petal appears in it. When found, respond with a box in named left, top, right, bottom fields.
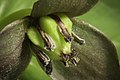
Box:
left=0, top=19, right=31, bottom=80
left=50, top=19, right=120, bottom=80
left=31, top=0, right=98, bottom=17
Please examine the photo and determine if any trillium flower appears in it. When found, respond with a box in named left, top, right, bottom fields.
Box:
left=0, top=0, right=120, bottom=80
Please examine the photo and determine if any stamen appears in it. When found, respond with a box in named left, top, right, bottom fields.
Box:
left=37, top=50, right=50, bottom=66
left=72, top=32, right=85, bottom=45
left=70, top=57, right=80, bottom=66
left=61, top=50, right=80, bottom=67
left=31, top=44, right=52, bottom=74
left=40, top=31, right=56, bottom=51
left=49, top=15, right=73, bottom=42
left=57, top=21, right=74, bottom=42
left=37, top=26, right=56, bottom=51
left=36, top=51, right=52, bottom=74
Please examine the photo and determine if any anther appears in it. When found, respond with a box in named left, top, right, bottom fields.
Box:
left=37, top=26, right=56, bottom=51
left=49, top=15, right=73, bottom=43
left=72, top=32, right=85, bottom=45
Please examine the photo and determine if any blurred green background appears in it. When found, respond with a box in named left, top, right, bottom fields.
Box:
left=0, top=0, right=120, bottom=79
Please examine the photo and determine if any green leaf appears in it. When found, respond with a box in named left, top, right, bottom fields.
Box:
left=0, top=0, right=36, bottom=20
left=19, top=56, right=52, bottom=80
left=0, top=9, right=31, bottom=30
left=0, top=19, right=31, bottom=80
left=50, top=19, right=120, bottom=80
left=31, top=0, right=98, bottom=17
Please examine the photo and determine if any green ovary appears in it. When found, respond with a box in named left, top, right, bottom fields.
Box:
left=27, top=26, right=44, bottom=48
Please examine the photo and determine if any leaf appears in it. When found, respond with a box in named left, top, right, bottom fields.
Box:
left=19, top=56, right=52, bottom=80
left=0, top=9, right=31, bottom=31
left=0, top=0, right=36, bottom=20
left=50, top=19, right=120, bottom=80
left=31, top=0, right=98, bottom=17
left=0, top=19, right=31, bottom=80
